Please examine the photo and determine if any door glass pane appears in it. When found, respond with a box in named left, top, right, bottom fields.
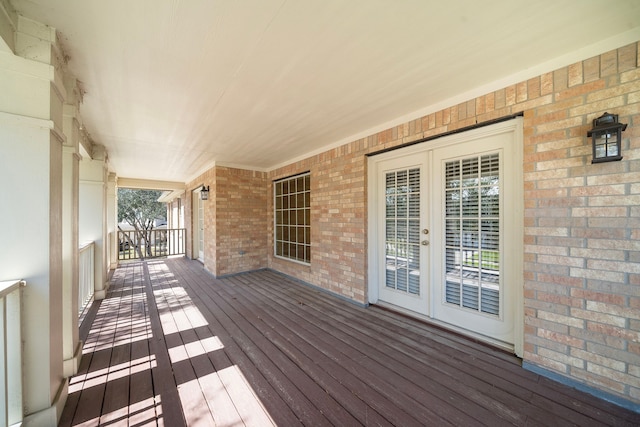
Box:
left=385, top=168, right=421, bottom=295
left=444, top=154, right=500, bottom=316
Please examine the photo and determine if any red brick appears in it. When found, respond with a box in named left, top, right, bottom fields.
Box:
left=527, top=77, right=541, bottom=99
left=554, top=67, right=568, bottom=91
left=601, top=50, right=618, bottom=77
left=583, top=56, right=600, bottom=83
left=541, top=72, right=554, bottom=95
left=555, top=80, right=606, bottom=101
left=494, top=88, right=506, bottom=109
left=505, top=84, right=517, bottom=106
left=568, top=63, right=583, bottom=87
left=618, top=43, right=637, bottom=72
left=516, top=81, right=528, bottom=103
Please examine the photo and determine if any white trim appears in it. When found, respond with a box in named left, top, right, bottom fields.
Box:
left=375, top=300, right=513, bottom=353
left=94, top=285, right=109, bottom=301
left=0, top=111, right=53, bottom=129
left=117, top=177, right=185, bottom=191
left=21, top=379, right=67, bottom=427
left=192, top=189, right=205, bottom=262
left=63, top=340, right=83, bottom=378
left=79, top=180, right=105, bottom=186
left=273, top=172, right=311, bottom=265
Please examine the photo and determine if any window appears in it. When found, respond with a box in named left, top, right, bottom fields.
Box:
left=385, top=168, right=421, bottom=295
left=274, top=173, right=311, bottom=264
left=444, top=153, right=501, bottom=316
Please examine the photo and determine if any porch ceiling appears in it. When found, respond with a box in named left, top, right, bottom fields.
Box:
left=10, top=0, right=640, bottom=182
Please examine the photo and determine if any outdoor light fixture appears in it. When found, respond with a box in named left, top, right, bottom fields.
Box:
left=200, top=185, right=210, bottom=200
left=588, top=112, right=627, bottom=164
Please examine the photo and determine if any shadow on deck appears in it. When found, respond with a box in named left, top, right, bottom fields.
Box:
left=60, top=257, right=640, bottom=426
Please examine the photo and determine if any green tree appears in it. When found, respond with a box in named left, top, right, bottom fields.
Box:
left=117, top=189, right=166, bottom=259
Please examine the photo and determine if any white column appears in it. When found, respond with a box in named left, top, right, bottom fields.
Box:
left=0, top=14, right=69, bottom=425
left=79, top=144, right=110, bottom=300
left=107, top=173, right=118, bottom=270
left=61, top=84, right=82, bottom=378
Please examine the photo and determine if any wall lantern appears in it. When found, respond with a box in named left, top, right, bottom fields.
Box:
left=200, top=185, right=210, bottom=200
left=588, top=112, right=626, bottom=164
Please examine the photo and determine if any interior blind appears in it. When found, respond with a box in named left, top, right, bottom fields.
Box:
left=444, top=153, right=500, bottom=316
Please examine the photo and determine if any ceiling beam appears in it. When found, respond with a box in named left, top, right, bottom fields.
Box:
left=117, top=177, right=185, bottom=191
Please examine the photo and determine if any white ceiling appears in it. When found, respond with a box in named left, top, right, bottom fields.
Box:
left=10, top=0, right=640, bottom=183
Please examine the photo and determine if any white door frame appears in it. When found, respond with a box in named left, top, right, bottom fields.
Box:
left=192, top=189, right=205, bottom=262
left=367, top=118, right=524, bottom=356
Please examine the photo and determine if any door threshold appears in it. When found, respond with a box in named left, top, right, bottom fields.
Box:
left=373, top=301, right=516, bottom=356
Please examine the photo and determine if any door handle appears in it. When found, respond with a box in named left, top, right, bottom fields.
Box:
left=421, top=240, right=429, bottom=246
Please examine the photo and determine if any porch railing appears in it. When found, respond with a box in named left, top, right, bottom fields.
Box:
left=0, top=279, right=25, bottom=426
left=118, top=228, right=186, bottom=261
left=79, top=241, right=95, bottom=316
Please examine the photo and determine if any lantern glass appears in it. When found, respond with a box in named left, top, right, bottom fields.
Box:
left=594, top=132, right=607, bottom=159
left=594, top=132, right=616, bottom=159
left=592, top=129, right=621, bottom=163
left=588, top=112, right=625, bottom=164
left=200, top=185, right=209, bottom=200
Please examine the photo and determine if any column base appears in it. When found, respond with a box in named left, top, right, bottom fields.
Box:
left=22, top=379, right=68, bottom=426
left=63, top=340, right=83, bottom=378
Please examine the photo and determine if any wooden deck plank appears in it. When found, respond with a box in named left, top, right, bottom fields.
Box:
left=214, top=364, right=277, bottom=427
left=241, top=273, right=569, bottom=425
left=167, top=261, right=342, bottom=426
left=218, top=274, right=449, bottom=426
left=206, top=276, right=411, bottom=426
left=228, top=272, right=520, bottom=426
left=99, top=297, right=132, bottom=425
left=157, top=281, right=246, bottom=426
left=61, top=258, right=640, bottom=426
left=128, top=338, right=158, bottom=427
left=148, top=261, right=235, bottom=426
left=284, top=275, right=635, bottom=426
left=70, top=347, right=112, bottom=425
left=141, top=261, right=192, bottom=427
left=244, top=269, right=632, bottom=426
left=166, top=259, right=318, bottom=426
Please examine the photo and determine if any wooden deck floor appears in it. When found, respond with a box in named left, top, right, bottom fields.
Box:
left=60, top=257, right=640, bottom=426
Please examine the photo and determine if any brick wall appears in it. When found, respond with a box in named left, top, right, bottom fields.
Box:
left=214, top=166, right=268, bottom=276
left=187, top=166, right=267, bottom=277
left=269, top=148, right=367, bottom=302
left=521, top=43, right=640, bottom=403
left=264, top=42, right=640, bottom=404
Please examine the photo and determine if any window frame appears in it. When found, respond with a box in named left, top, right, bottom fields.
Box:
left=273, top=172, right=311, bottom=265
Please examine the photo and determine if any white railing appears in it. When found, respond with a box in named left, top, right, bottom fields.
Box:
left=0, top=279, right=25, bottom=427
left=79, top=241, right=95, bottom=316
left=118, top=228, right=186, bottom=260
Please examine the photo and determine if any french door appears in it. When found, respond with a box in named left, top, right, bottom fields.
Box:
left=377, top=155, right=429, bottom=314
left=368, top=119, right=523, bottom=352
